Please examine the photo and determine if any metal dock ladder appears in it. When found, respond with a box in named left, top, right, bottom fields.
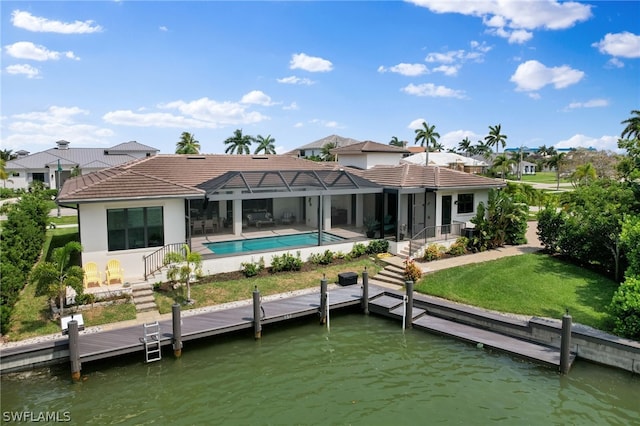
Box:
left=142, top=322, right=162, bottom=363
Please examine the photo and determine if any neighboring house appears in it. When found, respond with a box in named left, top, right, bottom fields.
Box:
left=331, top=140, right=410, bottom=169
left=401, top=152, right=488, bottom=174
left=518, top=160, right=536, bottom=175
left=285, top=134, right=361, bottom=159
left=58, top=153, right=504, bottom=282
left=3, top=140, right=159, bottom=190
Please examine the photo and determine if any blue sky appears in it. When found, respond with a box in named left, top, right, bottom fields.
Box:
left=2, top=1, right=639, bottom=155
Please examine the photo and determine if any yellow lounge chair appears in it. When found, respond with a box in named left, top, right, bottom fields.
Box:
left=83, top=262, right=102, bottom=288
left=105, top=259, right=124, bottom=285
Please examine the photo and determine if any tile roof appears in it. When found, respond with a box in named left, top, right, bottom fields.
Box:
left=285, top=134, right=361, bottom=153
left=402, top=152, right=488, bottom=167
left=331, top=140, right=410, bottom=154
left=356, top=163, right=504, bottom=189
left=58, top=154, right=503, bottom=202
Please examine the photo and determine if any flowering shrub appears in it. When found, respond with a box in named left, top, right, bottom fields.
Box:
left=423, top=244, right=445, bottom=262
left=446, top=237, right=469, bottom=256
left=404, top=258, right=422, bottom=283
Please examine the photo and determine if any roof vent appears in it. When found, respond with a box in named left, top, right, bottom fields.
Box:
left=55, top=140, right=70, bottom=150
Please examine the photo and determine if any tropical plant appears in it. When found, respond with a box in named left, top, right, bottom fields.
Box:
left=491, top=154, right=515, bottom=180
left=414, top=121, right=440, bottom=166
left=254, top=134, right=276, bottom=154
left=471, top=140, right=493, bottom=159
left=484, top=124, right=507, bottom=154
left=470, top=189, right=528, bottom=250
left=458, top=137, right=472, bottom=156
left=403, top=258, right=422, bottom=283
left=321, top=142, right=337, bottom=161
left=0, top=158, right=11, bottom=188
left=176, top=132, right=201, bottom=154
left=570, top=163, right=597, bottom=187
left=224, top=129, right=254, bottom=154
left=546, top=152, right=567, bottom=190
left=389, top=136, right=407, bottom=148
left=30, top=241, right=84, bottom=313
left=608, top=276, right=640, bottom=339
left=164, top=244, right=203, bottom=304
left=620, top=109, right=640, bottom=140
left=0, top=149, right=15, bottom=161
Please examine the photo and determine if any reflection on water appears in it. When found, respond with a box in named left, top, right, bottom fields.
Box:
left=2, top=314, right=639, bottom=424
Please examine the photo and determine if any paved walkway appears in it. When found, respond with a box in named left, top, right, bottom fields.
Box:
left=383, top=221, right=543, bottom=273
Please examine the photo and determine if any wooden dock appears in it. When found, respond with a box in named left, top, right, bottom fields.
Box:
left=0, top=284, right=573, bottom=373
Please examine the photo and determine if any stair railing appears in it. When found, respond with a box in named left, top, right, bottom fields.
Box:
left=143, top=243, right=186, bottom=280
left=408, top=222, right=465, bottom=259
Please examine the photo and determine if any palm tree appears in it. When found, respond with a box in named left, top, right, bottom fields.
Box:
left=509, top=149, right=524, bottom=180
left=254, top=134, right=276, bottom=154
left=224, top=129, right=254, bottom=155
left=570, top=162, right=597, bottom=187
left=458, top=137, right=472, bottom=156
left=433, top=142, right=444, bottom=152
left=484, top=124, right=508, bottom=154
left=31, top=241, right=84, bottom=313
left=164, top=244, right=202, bottom=304
left=491, top=154, right=515, bottom=180
left=176, top=132, right=201, bottom=154
left=474, top=140, right=493, bottom=159
left=546, top=152, right=566, bottom=190
left=0, top=158, right=11, bottom=188
left=621, top=109, right=640, bottom=140
left=414, top=121, right=440, bottom=166
left=0, top=149, right=15, bottom=161
left=389, top=136, right=407, bottom=148
left=321, top=142, right=337, bottom=161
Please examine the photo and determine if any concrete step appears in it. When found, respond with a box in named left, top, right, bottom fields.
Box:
left=368, top=278, right=402, bottom=289
left=134, top=295, right=155, bottom=305
left=371, top=273, right=405, bottom=287
left=135, top=302, right=159, bottom=313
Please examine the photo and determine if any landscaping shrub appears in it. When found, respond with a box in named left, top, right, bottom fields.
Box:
left=366, top=239, right=389, bottom=254
left=309, top=250, right=334, bottom=265
left=271, top=252, right=303, bottom=273
left=241, top=257, right=265, bottom=277
left=349, top=243, right=367, bottom=259
left=447, top=237, right=469, bottom=256
left=423, top=244, right=444, bottom=261
left=404, top=258, right=422, bottom=283
left=609, top=277, right=640, bottom=340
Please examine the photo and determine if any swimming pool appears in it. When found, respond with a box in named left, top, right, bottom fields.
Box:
left=204, top=232, right=346, bottom=255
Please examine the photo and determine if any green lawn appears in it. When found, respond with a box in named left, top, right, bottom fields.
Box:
left=414, top=253, right=618, bottom=330
left=520, top=171, right=569, bottom=184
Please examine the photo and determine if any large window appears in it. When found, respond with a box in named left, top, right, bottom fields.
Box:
left=107, top=207, right=164, bottom=251
left=457, top=194, right=474, bottom=214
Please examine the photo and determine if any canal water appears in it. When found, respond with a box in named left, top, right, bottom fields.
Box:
left=2, top=313, right=639, bottom=424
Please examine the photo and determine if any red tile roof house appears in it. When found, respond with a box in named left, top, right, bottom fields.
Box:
left=57, top=147, right=504, bottom=287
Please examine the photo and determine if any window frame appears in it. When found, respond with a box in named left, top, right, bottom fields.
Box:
left=457, top=193, right=474, bottom=214
left=107, top=206, right=164, bottom=251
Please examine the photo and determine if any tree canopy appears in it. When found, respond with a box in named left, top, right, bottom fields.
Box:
left=175, top=132, right=201, bottom=154
left=224, top=129, right=254, bottom=154
left=414, top=121, right=440, bottom=166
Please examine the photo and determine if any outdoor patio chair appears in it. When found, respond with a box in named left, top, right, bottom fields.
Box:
left=105, top=259, right=124, bottom=285
left=204, top=218, right=217, bottom=233
left=281, top=211, right=295, bottom=225
left=83, top=262, right=102, bottom=288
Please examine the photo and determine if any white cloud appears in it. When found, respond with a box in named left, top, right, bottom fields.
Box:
left=432, top=65, right=459, bottom=76
left=607, top=58, right=625, bottom=69
left=283, top=102, right=299, bottom=111
left=408, top=118, right=426, bottom=130
left=240, top=90, right=274, bottom=106
left=5, top=64, right=41, bottom=78
left=401, top=83, right=466, bottom=98
left=555, top=134, right=619, bottom=152
left=2, top=105, right=113, bottom=151
left=565, top=99, right=609, bottom=110
left=592, top=32, right=640, bottom=58
left=294, top=122, right=304, bottom=128
left=289, top=53, right=333, bottom=72
left=11, top=10, right=102, bottom=34
left=104, top=97, right=269, bottom=128
left=510, top=60, right=584, bottom=92
left=159, top=26, right=168, bottom=32
left=277, top=76, right=315, bottom=85
left=4, top=41, right=79, bottom=61
left=309, top=119, right=341, bottom=128
left=409, top=0, right=591, bottom=43
left=378, top=63, right=428, bottom=76
left=423, top=41, right=491, bottom=75
left=441, top=130, right=482, bottom=150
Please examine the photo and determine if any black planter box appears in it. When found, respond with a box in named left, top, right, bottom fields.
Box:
left=338, top=272, right=358, bottom=286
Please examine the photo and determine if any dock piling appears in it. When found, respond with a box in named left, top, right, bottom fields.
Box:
left=405, top=280, right=414, bottom=329
left=68, top=320, right=81, bottom=382
left=253, top=286, right=262, bottom=339
left=560, top=309, right=572, bottom=374
left=172, top=303, right=182, bottom=358
left=320, top=275, right=328, bottom=325
left=362, top=268, right=369, bottom=315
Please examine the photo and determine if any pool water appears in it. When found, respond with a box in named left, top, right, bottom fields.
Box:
left=205, top=232, right=345, bottom=255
